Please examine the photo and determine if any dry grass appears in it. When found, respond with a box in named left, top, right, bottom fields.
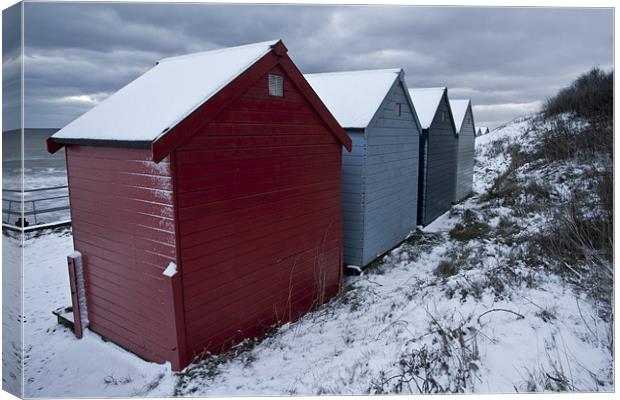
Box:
left=370, top=312, right=480, bottom=394
left=434, top=260, right=459, bottom=278
left=449, top=221, right=491, bottom=242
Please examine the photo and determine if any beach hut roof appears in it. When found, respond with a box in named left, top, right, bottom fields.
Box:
left=408, top=87, right=446, bottom=129
left=304, top=69, right=412, bottom=129
left=52, top=40, right=280, bottom=143
left=449, top=99, right=471, bottom=133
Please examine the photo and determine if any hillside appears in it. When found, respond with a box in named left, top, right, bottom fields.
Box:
left=172, top=109, right=613, bottom=395
left=6, top=69, right=614, bottom=396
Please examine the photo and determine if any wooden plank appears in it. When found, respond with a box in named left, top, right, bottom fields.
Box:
left=75, top=239, right=174, bottom=272
left=227, top=96, right=315, bottom=113
left=179, top=188, right=339, bottom=236
left=68, top=146, right=157, bottom=162
left=212, top=109, right=325, bottom=125
left=72, top=217, right=176, bottom=247
left=73, top=227, right=176, bottom=260
left=86, top=276, right=167, bottom=309
left=175, top=143, right=337, bottom=165
left=193, top=122, right=330, bottom=137
left=182, top=230, right=340, bottom=286
left=175, top=151, right=340, bottom=180
left=67, top=254, right=83, bottom=339
left=70, top=189, right=175, bottom=218
left=183, top=245, right=340, bottom=307
left=176, top=157, right=339, bottom=194
left=177, top=170, right=339, bottom=209
left=177, top=179, right=339, bottom=221
left=69, top=168, right=173, bottom=190
left=71, top=207, right=175, bottom=234
left=69, top=176, right=173, bottom=205
left=67, top=155, right=171, bottom=176
left=176, top=134, right=335, bottom=153
left=186, top=272, right=336, bottom=344
left=181, top=207, right=340, bottom=265
left=181, top=196, right=339, bottom=249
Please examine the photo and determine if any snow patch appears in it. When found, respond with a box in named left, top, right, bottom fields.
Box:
left=163, top=262, right=177, bottom=277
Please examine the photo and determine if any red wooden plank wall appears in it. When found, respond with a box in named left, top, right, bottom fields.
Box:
left=175, top=65, right=344, bottom=360
left=65, top=145, right=182, bottom=364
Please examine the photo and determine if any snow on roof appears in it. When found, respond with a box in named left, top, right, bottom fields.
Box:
left=449, top=99, right=471, bottom=133
left=408, top=87, right=446, bottom=129
left=304, top=69, right=401, bottom=128
left=52, top=40, right=279, bottom=142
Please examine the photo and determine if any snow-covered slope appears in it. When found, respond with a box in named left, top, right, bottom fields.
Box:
left=9, top=114, right=613, bottom=396
left=473, top=115, right=532, bottom=194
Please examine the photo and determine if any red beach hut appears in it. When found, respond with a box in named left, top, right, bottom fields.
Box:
left=47, top=40, right=351, bottom=370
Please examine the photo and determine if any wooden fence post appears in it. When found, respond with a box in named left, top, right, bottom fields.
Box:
left=67, top=253, right=84, bottom=339
left=165, top=268, right=188, bottom=371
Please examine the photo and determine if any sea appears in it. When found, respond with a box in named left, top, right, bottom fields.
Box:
left=2, top=129, right=69, bottom=225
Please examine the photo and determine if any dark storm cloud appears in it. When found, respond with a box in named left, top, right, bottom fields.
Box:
left=18, top=2, right=613, bottom=129
left=3, top=2, right=22, bottom=131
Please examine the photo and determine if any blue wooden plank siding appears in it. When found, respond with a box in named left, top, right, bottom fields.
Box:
left=341, top=130, right=366, bottom=265
left=454, top=104, right=476, bottom=201
left=418, top=92, right=458, bottom=226
left=361, top=82, right=419, bottom=266
left=305, top=69, right=421, bottom=268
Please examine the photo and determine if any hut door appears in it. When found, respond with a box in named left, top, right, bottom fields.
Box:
left=417, top=132, right=428, bottom=225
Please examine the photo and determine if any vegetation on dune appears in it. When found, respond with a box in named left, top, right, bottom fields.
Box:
left=480, top=67, right=614, bottom=319
left=543, top=67, right=613, bottom=121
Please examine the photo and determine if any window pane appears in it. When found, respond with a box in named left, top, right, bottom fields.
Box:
left=268, top=74, right=283, bottom=97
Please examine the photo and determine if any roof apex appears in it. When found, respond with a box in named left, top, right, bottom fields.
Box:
left=304, top=68, right=403, bottom=128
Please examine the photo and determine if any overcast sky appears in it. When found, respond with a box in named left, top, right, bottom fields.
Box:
left=6, top=2, right=614, bottom=130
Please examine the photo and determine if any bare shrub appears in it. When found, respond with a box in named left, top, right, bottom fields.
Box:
left=402, top=231, right=446, bottom=262
left=484, top=138, right=508, bottom=158
left=449, top=221, right=490, bottom=242
left=370, top=314, right=480, bottom=394
left=543, top=67, right=613, bottom=120
left=482, top=143, right=532, bottom=206
left=434, top=260, right=458, bottom=278
left=495, top=216, right=521, bottom=245
left=530, top=199, right=613, bottom=319
left=596, top=166, right=613, bottom=222
left=531, top=119, right=612, bottom=163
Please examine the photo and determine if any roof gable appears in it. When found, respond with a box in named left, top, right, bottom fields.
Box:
left=449, top=99, right=471, bottom=133
left=366, top=74, right=422, bottom=134
left=51, top=40, right=278, bottom=144
left=408, top=87, right=446, bottom=129
left=304, top=69, right=401, bottom=129
left=48, top=40, right=351, bottom=160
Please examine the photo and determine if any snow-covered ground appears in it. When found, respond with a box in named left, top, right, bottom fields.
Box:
left=3, top=230, right=175, bottom=397
left=4, top=115, right=613, bottom=396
